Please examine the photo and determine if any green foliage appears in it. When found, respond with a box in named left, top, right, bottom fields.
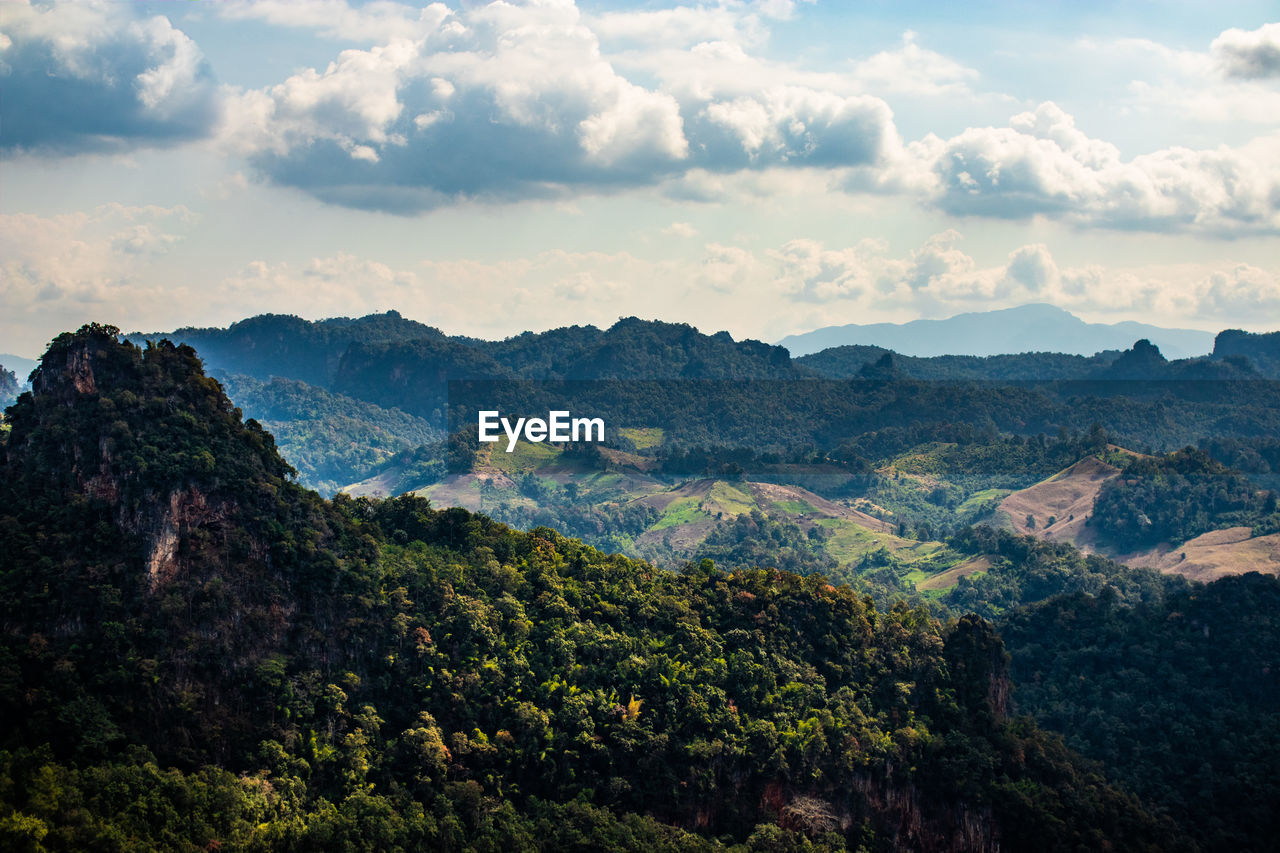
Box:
left=218, top=373, right=440, bottom=494
left=1002, top=573, right=1280, bottom=853
left=0, top=327, right=1181, bottom=851
left=693, top=509, right=836, bottom=576
left=1091, top=447, right=1280, bottom=550
left=932, top=527, right=1175, bottom=620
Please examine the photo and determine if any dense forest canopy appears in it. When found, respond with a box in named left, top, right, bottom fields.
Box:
left=0, top=325, right=1208, bottom=852
left=3, top=323, right=1278, bottom=851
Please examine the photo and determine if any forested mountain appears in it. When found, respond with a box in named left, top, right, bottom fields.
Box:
left=777, top=304, right=1214, bottom=359
left=128, top=311, right=452, bottom=386
left=1, top=325, right=1196, bottom=851
left=132, top=314, right=803, bottom=392
left=797, top=346, right=1120, bottom=381
left=217, top=373, right=440, bottom=495
left=1214, top=328, right=1280, bottom=377
left=799, top=339, right=1265, bottom=382
left=122, top=312, right=1280, bottom=498
left=1003, top=573, right=1280, bottom=852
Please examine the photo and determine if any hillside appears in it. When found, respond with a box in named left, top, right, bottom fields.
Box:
left=995, top=448, right=1280, bottom=581
left=0, top=325, right=1192, bottom=851
left=1214, top=328, right=1280, bottom=377
left=1003, top=573, right=1280, bottom=852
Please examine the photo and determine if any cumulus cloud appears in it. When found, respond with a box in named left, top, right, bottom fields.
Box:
left=661, top=222, right=698, bottom=238
left=1201, top=263, right=1280, bottom=316
left=217, top=0, right=439, bottom=43
left=1079, top=32, right=1280, bottom=126
left=223, top=1, right=696, bottom=210
left=0, top=0, right=221, bottom=155
left=926, top=102, right=1280, bottom=234
left=760, top=230, right=1280, bottom=325
left=1211, top=22, right=1280, bottom=79
left=219, top=253, right=422, bottom=319
left=215, top=0, right=908, bottom=211
left=12, top=1, right=1273, bottom=237
left=697, top=86, right=895, bottom=167
left=217, top=4, right=1278, bottom=234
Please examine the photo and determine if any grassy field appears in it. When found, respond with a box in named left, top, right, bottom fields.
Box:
left=958, top=488, right=1014, bottom=513
left=618, top=426, right=664, bottom=450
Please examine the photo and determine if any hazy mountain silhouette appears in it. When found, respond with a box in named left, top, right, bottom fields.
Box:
left=779, top=304, right=1214, bottom=359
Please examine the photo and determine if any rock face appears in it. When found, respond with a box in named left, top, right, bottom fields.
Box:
left=31, top=325, right=108, bottom=397
left=138, top=486, right=233, bottom=590
left=0, top=324, right=358, bottom=762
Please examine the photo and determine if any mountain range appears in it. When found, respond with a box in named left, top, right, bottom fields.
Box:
left=777, top=304, right=1216, bottom=359
left=3, top=321, right=1280, bottom=850
left=4, top=324, right=1214, bottom=851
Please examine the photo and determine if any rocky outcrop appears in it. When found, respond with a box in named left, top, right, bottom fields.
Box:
left=130, top=486, right=234, bottom=590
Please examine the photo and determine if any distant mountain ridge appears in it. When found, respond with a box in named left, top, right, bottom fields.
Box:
left=0, top=353, right=38, bottom=382
left=778, top=304, right=1216, bottom=359
left=117, top=312, right=1280, bottom=494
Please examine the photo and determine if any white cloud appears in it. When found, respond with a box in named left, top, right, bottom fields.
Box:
left=1080, top=31, right=1280, bottom=126
left=217, top=0, right=442, bottom=43
left=0, top=205, right=197, bottom=350
left=699, top=243, right=764, bottom=293
left=1211, top=22, right=1280, bottom=79
left=1201, top=263, right=1280, bottom=316
left=219, top=253, right=421, bottom=319
left=851, top=30, right=980, bottom=97
left=0, top=0, right=221, bottom=154
left=213, top=4, right=1280, bottom=235
left=700, top=86, right=894, bottom=165
left=221, top=0, right=691, bottom=209
left=762, top=230, right=1278, bottom=328
left=661, top=222, right=698, bottom=238
left=924, top=103, right=1280, bottom=234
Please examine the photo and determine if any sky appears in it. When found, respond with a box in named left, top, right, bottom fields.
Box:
left=2, top=0, right=1279, bottom=358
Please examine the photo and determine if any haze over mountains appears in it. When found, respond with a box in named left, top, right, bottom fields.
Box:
left=778, top=304, right=1216, bottom=359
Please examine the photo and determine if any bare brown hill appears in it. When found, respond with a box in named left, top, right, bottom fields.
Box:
left=1117, top=527, right=1280, bottom=581
left=997, top=456, right=1120, bottom=544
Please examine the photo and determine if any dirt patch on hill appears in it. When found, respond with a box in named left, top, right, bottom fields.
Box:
left=1117, top=527, right=1280, bottom=581
left=917, top=555, right=994, bottom=591
left=634, top=519, right=716, bottom=556
left=421, top=472, right=518, bottom=511
left=748, top=482, right=897, bottom=534
left=342, top=468, right=403, bottom=498
left=998, top=456, right=1120, bottom=545
left=1001, top=456, right=1280, bottom=581
left=633, top=478, right=716, bottom=512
